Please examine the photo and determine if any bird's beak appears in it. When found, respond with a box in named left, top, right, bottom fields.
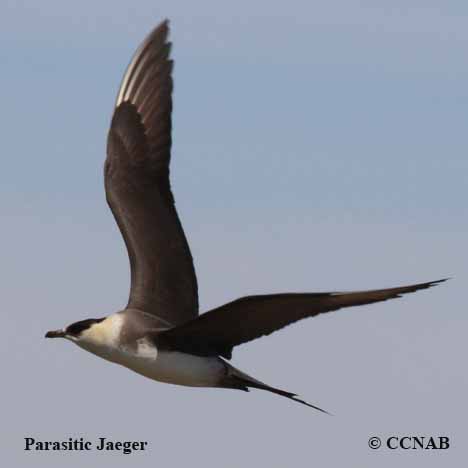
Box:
left=45, top=329, right=66, bottom=339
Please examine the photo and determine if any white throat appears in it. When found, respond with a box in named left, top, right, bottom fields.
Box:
left=66, top=312, right=225, bottom=388
left=73, top=314, right=124, bottom=362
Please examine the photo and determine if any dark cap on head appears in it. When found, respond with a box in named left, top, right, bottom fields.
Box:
left=45, top=317, right=105, bottom=339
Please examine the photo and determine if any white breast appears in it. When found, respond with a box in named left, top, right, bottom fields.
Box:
left=76, top=319, right=225, bottom=388
left=119, top=340, right=225, bottom=387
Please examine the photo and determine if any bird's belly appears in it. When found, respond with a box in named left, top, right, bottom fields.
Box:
left=130, top=351, right=225, bottom=387
left=122, top=350, right=225, bottom=387
left=85, top=342, right=224, bottom=387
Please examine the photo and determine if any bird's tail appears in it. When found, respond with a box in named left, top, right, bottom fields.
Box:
left=220, top=363, right=330, bottom=414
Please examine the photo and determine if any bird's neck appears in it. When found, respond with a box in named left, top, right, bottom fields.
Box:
left=80, top=314, right=124, bottom=349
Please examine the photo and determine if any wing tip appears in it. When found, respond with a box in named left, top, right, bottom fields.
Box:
left=152, top=19, right=170, bottom=41
left=115, top=19, right=172, bottom=108
left=430, top=277, right=451, bottom=285
left=414, top=277, right=449, bottom=290
left=390, top=277, right=448, bottom=299
left=145, top=19, right=170, bottom=40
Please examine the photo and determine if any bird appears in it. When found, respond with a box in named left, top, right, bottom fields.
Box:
left=45, top=20, right=446, bottom=413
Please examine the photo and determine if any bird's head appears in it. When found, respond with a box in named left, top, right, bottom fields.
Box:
left=45, top=318, right=106, bottom=343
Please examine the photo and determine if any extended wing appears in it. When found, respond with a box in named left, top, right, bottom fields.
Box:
left=105, top=21, right=198, bottom=325
left=158, top=280, right=446, bottom=359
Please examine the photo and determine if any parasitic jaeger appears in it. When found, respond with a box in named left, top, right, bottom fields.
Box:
left=45, top=20, right=446, bottom=413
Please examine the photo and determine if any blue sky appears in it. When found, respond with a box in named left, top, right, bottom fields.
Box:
left=1, top=1, right=466, bottom=467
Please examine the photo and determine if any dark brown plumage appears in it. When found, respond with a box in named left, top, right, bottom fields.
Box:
left=105, top=21, right=445, bottom=360
left=46, top=20, right=447, bottom=413
left=105, top=21, right=198, bottom=325
left=159, top=280, right=446, bottom=359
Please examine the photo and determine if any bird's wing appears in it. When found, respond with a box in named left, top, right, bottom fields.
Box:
left=105, top=20, right=198, bottom=325
left=158, top=279, right=446, bottom=359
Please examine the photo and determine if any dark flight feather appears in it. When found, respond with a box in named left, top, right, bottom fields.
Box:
left=105, top=20, right=198, bottom=325
left=158, top=279, right=446, bottom=359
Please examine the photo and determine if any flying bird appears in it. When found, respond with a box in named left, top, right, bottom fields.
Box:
left=46, top=20, right=445, bottom=413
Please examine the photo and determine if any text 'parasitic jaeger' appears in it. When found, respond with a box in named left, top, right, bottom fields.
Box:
left=46, top=20, right=446, bottom=413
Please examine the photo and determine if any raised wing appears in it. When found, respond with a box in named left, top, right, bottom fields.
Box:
left=158, top=279, right=446, bottom=358
left=105, top=20, right=198, bottom=325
